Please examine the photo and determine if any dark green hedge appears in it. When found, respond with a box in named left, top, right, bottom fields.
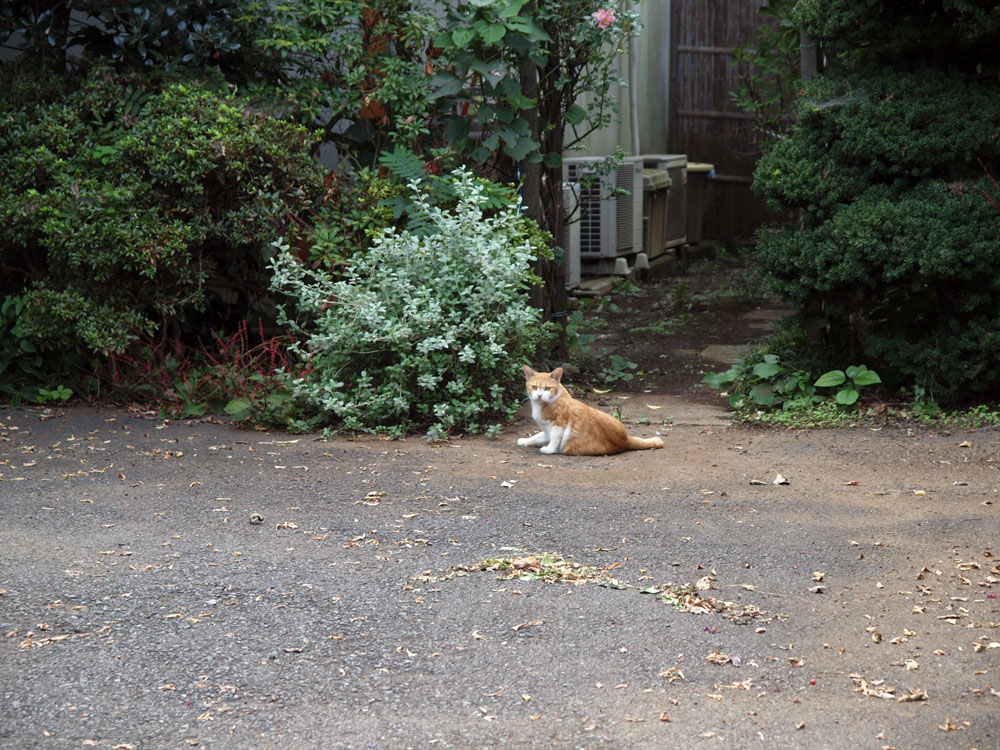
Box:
left=0, top=64, right=327, bottom=355
left=752, top=0, right=1000, bottom=403
left=791, top=0, right=1000, bottom=65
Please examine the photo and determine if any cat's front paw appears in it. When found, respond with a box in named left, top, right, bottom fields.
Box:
left=539, top=445, right=558, bottom=454
left=516, top=437, right=530, bottom=447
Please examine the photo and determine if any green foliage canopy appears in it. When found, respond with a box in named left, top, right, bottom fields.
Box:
left=0, top=64, right=328, bottom=355
left=752, top=1, right=1000, bottom=403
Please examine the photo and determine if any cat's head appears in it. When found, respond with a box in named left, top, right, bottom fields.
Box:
left=522, top=365, right=564, bottom=404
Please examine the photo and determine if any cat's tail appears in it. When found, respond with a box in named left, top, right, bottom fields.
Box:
left=626, top=435, right=665, bottom=451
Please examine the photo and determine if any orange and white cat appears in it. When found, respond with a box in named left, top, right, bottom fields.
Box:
left=517, top=366, right=664, bottom=456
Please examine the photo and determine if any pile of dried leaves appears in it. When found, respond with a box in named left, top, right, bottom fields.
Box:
left=413, top=551, right=779, bottom=625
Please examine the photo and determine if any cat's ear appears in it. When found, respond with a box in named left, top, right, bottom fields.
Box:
left=523, top=365, right=536, bottom=380
left=551, top=367, right=564, bottom=383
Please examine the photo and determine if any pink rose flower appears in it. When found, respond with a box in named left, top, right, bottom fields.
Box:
left=592, top=8, right=616, bottom=30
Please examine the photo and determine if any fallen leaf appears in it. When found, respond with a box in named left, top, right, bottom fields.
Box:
left=593, top=387, right=611, bottom=394
left=788, top=657, right=804, bottom=667
left=773, top=473, right=789, bottom=485
left=812, top=571, right=825, bottom=582
left=706, top=651, right=732, bottom=666
left=958, top=441, right=973, bottom=448
left=359, top=490, right=387, bottom=506
left=851, top=674, right=895, bottom=700
left=511, top=619, right=544, bottom=632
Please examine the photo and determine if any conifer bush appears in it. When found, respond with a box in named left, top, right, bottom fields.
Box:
left=752, top=1, right=1000, bottom=403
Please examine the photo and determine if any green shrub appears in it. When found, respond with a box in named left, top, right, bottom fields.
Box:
left=0, top=295, right=91, bottom=406
left=0, top=65, right=328, bottom=357
left=304, top=169, right=400, bottom=272
left=790, top=0, right=1000, bottom=64
left=0, top=1, right=275, bottom=81
left=753, top=61, right=1000, bottom=403
left=270, top=169, right=547, bottom=438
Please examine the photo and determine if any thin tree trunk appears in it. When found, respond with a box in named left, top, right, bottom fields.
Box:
left=520, top=13, right=568, bottom=359
left=520, top=54, right=543, bottom=312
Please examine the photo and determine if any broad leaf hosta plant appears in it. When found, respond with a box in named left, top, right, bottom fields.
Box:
left=270, top=169, right=546, bottom=438
left=813, top=365, right=882, bottom=406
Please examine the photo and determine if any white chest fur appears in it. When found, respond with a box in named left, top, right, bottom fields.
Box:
left=530, top=398, right=547, bottom=425
left=526, top=396, right=569, bottom=453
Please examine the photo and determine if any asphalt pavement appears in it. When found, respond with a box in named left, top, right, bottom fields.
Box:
left=1, top=405, right=998, bottom=749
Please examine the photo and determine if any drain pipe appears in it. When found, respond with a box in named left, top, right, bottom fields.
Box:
left=629, top=25, right=640, bottom=156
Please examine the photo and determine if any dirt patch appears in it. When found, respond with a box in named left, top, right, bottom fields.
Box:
left=567, top=251, right=788, bottom=405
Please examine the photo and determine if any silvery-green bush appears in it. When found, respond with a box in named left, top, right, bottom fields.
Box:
left=270, top=170, right=546, bottom=438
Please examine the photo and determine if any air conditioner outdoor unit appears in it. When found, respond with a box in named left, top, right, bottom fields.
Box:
left=642, top=154, right=688, bottom=249
left=559, top=182, right=582, bottom=288
left=562, top=156, right=643, bottom=274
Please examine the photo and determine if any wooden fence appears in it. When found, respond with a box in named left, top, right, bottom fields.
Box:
left=668, top=0, right=772, bottom=246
